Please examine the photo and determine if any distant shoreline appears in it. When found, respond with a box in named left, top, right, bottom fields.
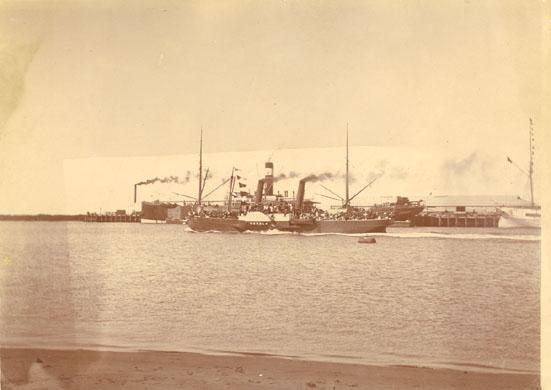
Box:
left=0, top=347, right=539, bottom=390
left=0, top=215, right=84, bottom=221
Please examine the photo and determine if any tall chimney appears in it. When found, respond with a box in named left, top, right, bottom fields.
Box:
left=134, top=184, right=138, bottom=203
left=264, top=162, right=274, bottom=196
left=255, top=179, right=265, bottom=204
left=296, top=179, right=306, bottom=211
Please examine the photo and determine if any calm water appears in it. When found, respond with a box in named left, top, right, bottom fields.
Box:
left=0, top=222, right=540, bottom=373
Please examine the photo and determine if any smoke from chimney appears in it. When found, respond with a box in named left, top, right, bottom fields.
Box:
left=272, top=171, right=300, bottom=182
left=134, top=170, right=209, bottom=187
left=135, top=175, right=183, bottom=186
left=300, top=172, right=344, bottom=183
left=133, top=171, right=196, bottom=203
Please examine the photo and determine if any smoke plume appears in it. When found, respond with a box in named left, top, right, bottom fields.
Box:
left=389, top=166, right=408, bottom=180
left=365, top=171, right=383, bottom=182
left=135, top=176, right=182, bottom=186
left=301, top=172, right=346, bottom=183
left=273, top=171, right=299, bottom=182
left=442, top=152, right=478, bottom=176
left=440, top=151, right=497, bottom=188
left=135, top=170, right=214, bottom=186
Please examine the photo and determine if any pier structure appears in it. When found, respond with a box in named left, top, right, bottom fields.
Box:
left=412, top=211, right=500, bottom=227
left=83, top=213, right=141, bottom=223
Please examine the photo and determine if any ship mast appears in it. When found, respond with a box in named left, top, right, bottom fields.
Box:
left=198, top=128, right=203, bottom=205
left=529, top=118, right=534, bottom=207
left=227, top=167, right=235, bottom=213
left=506, top=119, right=536, bottom=206
left=345, top=123, right=349, bottom=208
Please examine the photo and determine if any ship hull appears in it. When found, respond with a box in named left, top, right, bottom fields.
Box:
left=187, top=216, right=272, bottom=232
left=313, top=218, right=391, bottom=233
left=369, top=199, right=424, bottom=221
left=188, top=215, right=392, bottom=233
left=273, top=219, right=318, bottom=233
left=393, top=206, right=425, bottom=221
left=166, top=219, right=184, bottom=224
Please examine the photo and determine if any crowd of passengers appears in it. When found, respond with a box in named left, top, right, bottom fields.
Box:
left=191, top=201, right=388, bottom=220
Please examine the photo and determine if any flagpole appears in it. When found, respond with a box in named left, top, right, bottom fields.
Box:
left=529, top=118, right=534, bottom=206
left=198, top=128, right=203, bottom=205
left=345, top=123, right=349, bottom=208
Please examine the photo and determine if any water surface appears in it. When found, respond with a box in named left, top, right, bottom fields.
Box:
left=0, top=222, right=540, bottom=373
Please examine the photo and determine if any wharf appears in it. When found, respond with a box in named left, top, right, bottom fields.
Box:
left=83, top=214, right=141, bottom=223
left=412, top=212, right=500, bottom=228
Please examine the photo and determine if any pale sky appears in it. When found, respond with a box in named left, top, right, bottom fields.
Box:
left=0, top=0, right=547, bottom=214
left=63, top=145, right=535, bottom=214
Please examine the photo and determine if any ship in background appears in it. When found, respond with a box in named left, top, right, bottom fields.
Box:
left=140, top=200, right=184, bottom=224
left=498, top=119, right=541, bottom=228
left=369, top=196, right=424, bottom=221
left=138, top=200, right=195, bottom=224
left=135, top=180, right=191, bottom=224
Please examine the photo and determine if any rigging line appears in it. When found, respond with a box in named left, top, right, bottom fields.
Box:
left=506, top=157, right=529, bottom=178
left=315, top=193, right=343, bottom=202
left=202, top=177, right=231, bottom=200
left=172, top=192, right=197, bottom=200
left=348, top=175, right=382, bottom=203
left=319, top=184, right=344, bottom=201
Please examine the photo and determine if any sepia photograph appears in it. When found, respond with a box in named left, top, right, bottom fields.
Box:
left=0, top=1, right=548, bottom=389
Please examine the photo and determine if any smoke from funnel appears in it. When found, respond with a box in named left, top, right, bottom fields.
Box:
left=300, top=171, right=345, bottom=183
left=135, top=170, right=203, bottom=187
left=442, top=152, right=478, bottom=176
left=135, top=176, right=182, bottom=186
left=272, top=171, right=300, bottom=182
left=273, top=171, right=349, bottom=184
